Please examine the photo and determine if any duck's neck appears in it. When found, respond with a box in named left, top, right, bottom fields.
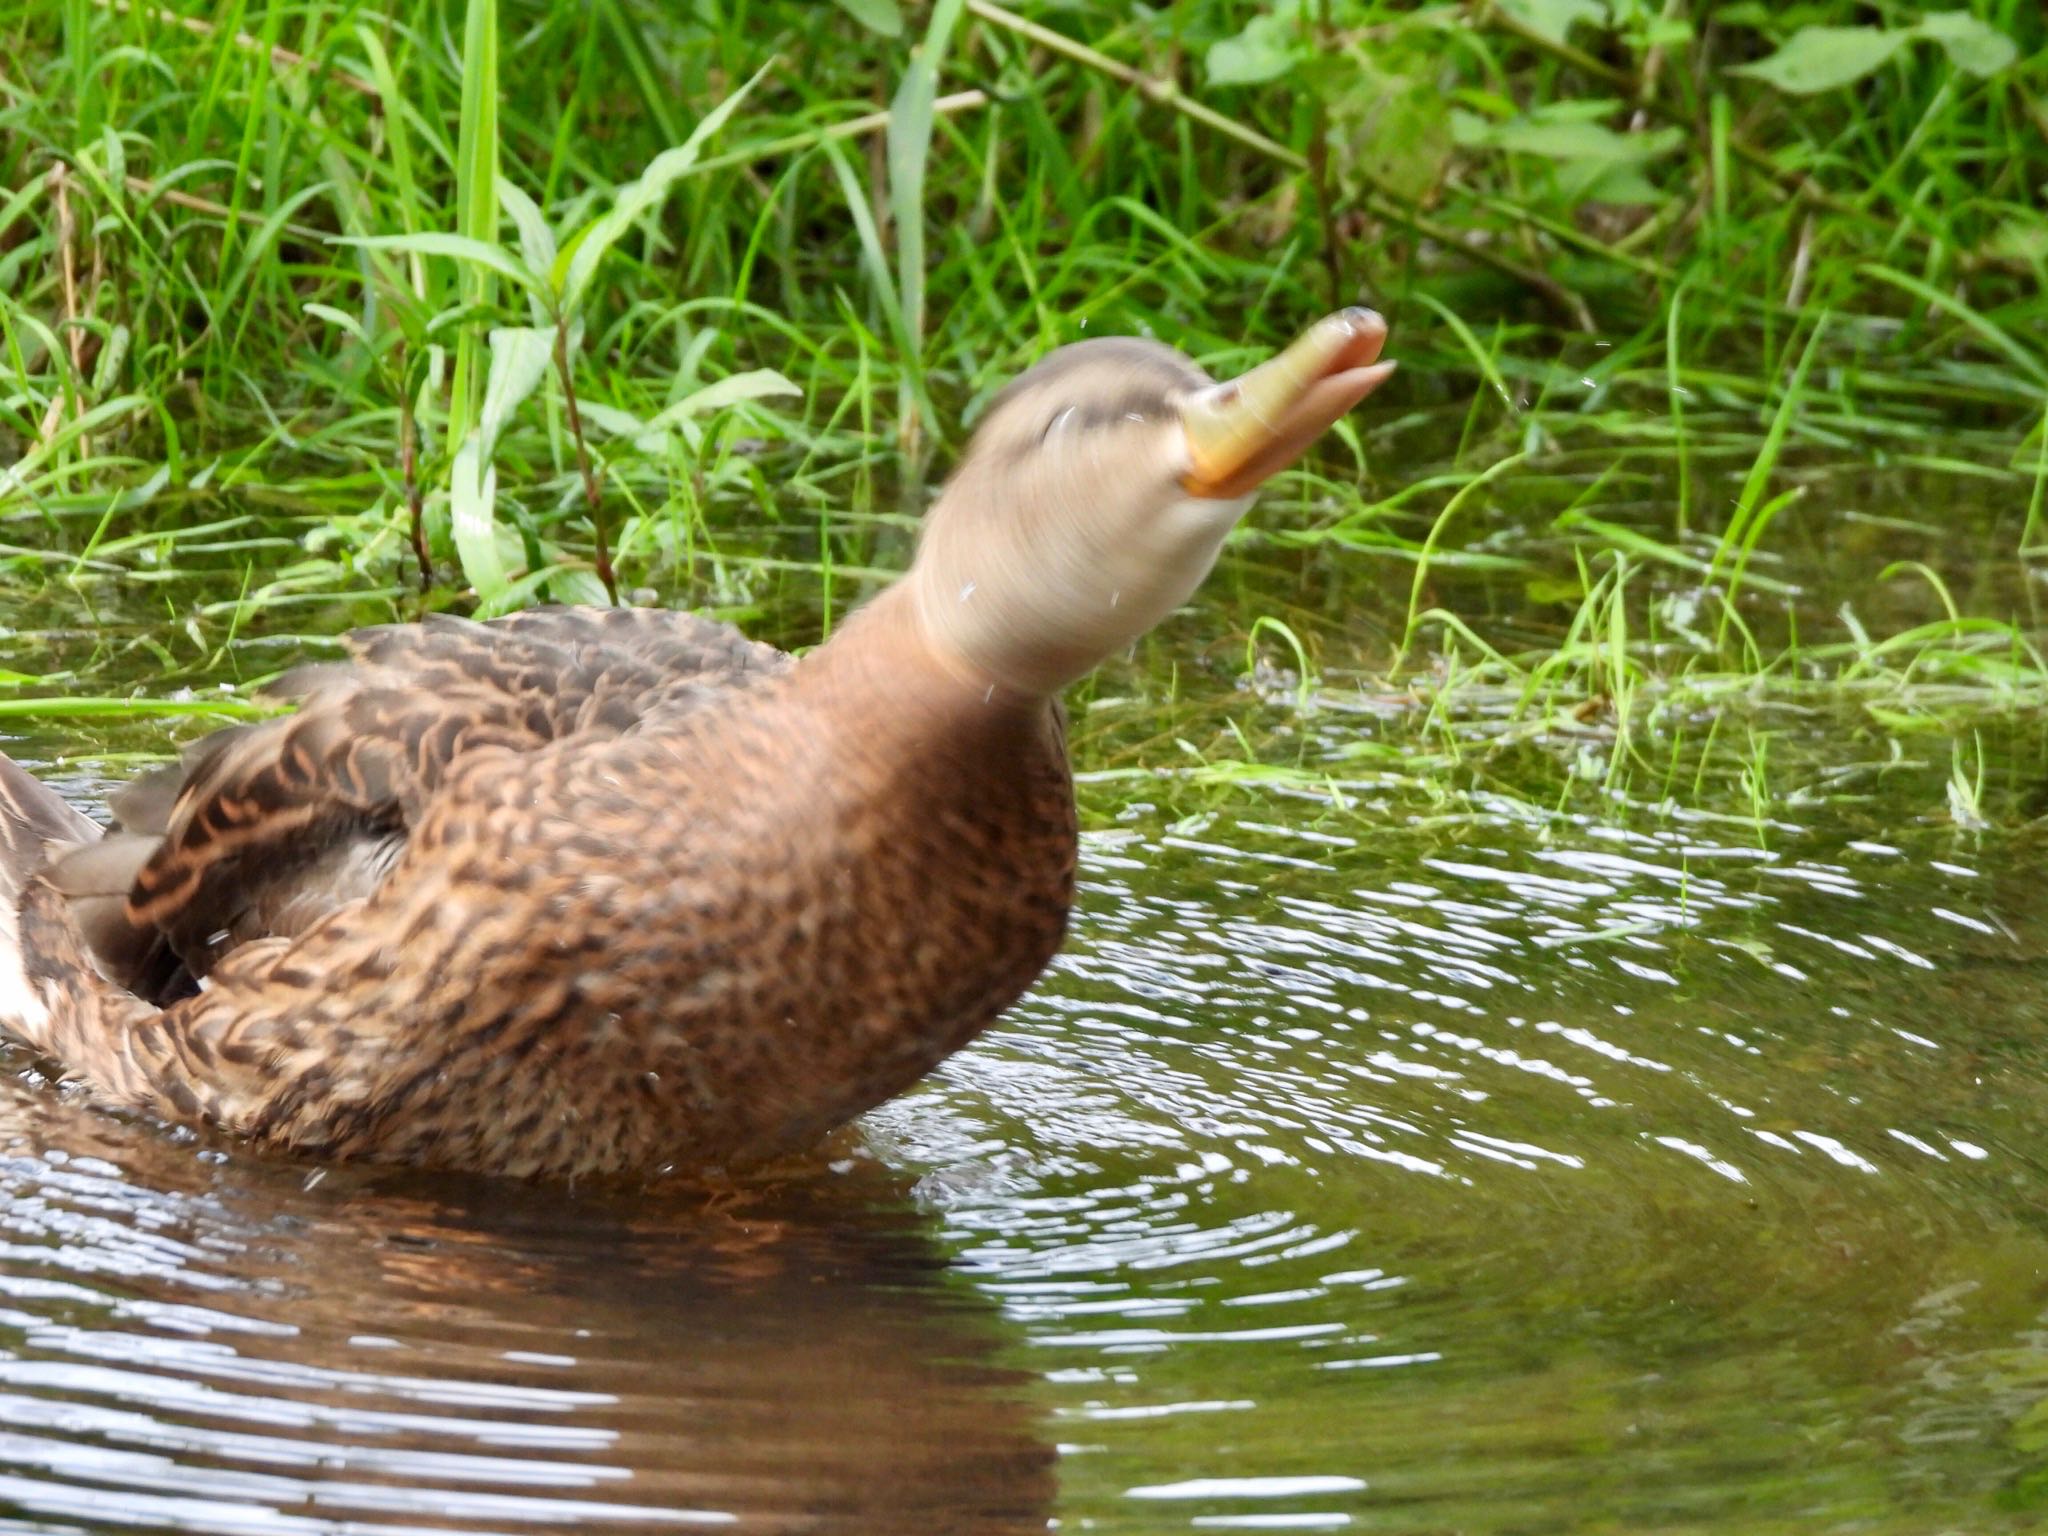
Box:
left=795, top=582, right=1056, bottom=744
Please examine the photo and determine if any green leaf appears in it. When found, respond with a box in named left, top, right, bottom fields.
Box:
left=1327, top=52, right=1453, bottom=205
left=888, top=0, right=967, bottom=379
left=449, top=0, right=501, bottom=451
left=832, top=0, right=902, bottom=35
left=1729, top=26, right=1907, bottom=94
left=1458, top=104, right=1678, bottom=204
left=820, top=137, right=935, bottom=435
left=1497, top=0, right=1607, bottom=45
left=544, top=569, right=613, bottom=609
left=497, top=180, right=558, bottom=289
left=471, top=561, right=566, bottom=619
left=472, top=556, right=608, bottom=619
left=339, top=233, right=545, bottom=297
left=98, top=124, right=125, bottom=189
left=574, top=401, right=646, bottom=439
left=651, top=369, right=801, bottom=423
left=354, top=26, right=423, bottom=246
left=1986, top=217, right=2048, bottom=264
left=449, top=326, right=554, bottom=602
left=302, top=302, right=367, bottom=346
left=449, top=447, right=507, bottom=602
left=555, top=64, right=770, bottom=313
left=1483, top=118, right=1682, bottom=163
left=0, top=393, right=150, bottom=505
left=1527, top=97, right=1637, bottom=124
left=1912, top=12, right=2017, bottom=77
left=1859, top=262, right=2048, bottom=389
left=90, top=323, right=130, bottom=396
left=1644, top=17, right=1693, bottom=50
left=1207, top=14, right=1300, bottom=86
left=583, top=371, right=801, bottom=456
left=422, top=301, right=496, bottom=345
left=1573, top=162, right=1664, bottom=206
left=0, top=177, right=46, bottom=246
left=477, top=326, right=554, bottom=456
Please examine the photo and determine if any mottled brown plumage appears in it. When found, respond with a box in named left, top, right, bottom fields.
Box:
left=0, top=312, right=1393, bottom=1179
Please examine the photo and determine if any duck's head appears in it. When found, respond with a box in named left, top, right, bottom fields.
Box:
left=907, top=309, right=1394, bottom=697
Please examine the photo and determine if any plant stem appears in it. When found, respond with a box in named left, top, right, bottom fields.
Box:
left=398, top=344, right=429, bottom=593
left=118, top=175, right=325, bottom=241
left=1307, top=0, right=1341, bottom=308
left=42, top=162, right=88, bottom=454
left=553, top=319, right=617, bottom=605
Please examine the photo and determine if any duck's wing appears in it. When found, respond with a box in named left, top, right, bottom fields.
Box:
left=44, top=606, right=788, bottom=1003
left=1, top=755, right=104, bottom=1020
left=0, top=755, right=101, bottom=900
left=335, top=604, right=790, bottom=731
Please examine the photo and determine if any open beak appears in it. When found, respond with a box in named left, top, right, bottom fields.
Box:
left=1181, top=308, right=1394, bottom=500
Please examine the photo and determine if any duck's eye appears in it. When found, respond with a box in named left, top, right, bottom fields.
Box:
left=1041, top=406, right=1078, bottom=443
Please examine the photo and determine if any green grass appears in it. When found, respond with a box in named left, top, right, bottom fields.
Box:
left=1, top=0, right=2046, bottom=829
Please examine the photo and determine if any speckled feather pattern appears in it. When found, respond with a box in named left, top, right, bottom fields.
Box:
left=2, top=600, right=1076, bottom=1178
left=0, top=322, right=1386, bottom=1179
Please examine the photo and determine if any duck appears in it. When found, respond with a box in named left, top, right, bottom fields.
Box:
left=0, top=309, right=1394, bottom=1180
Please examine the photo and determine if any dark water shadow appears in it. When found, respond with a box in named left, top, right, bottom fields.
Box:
left=0, top=1076, right=1054, bottom=1534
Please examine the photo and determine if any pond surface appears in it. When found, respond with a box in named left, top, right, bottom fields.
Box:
left=4, top=458, right=2048, bottom=1533
left=2, top=728, right=2048, bottom=1534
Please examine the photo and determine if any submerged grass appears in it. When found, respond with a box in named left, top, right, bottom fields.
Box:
left=0, top=0, right=2045, bottom=828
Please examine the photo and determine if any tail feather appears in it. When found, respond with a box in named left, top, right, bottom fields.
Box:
left=1, top=753, right=103, bottom=1036
left=0, top=754, right=100, bottom=899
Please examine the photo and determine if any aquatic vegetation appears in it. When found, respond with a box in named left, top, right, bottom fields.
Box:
left=0, top=0, right=2042, bottom=830
left=1, top=10, right=2048, bottom=1534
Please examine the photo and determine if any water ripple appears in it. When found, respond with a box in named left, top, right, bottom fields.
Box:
left=5, top=749, right=2048, bottom=1532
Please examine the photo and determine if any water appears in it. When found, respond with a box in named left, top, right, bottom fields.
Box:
left=5, top=479, right=2048, bottom=1532
left=890, top=809, right=2048, bottom=1534
left=3, top=724, right=2047, bottom=1532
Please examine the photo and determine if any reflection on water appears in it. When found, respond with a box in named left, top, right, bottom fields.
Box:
left=4, top=742, right=2048, bottom=1532
left=881, top=803, right=2048, bottom=1534
left=0, top=1044, right=1053, bottom=1533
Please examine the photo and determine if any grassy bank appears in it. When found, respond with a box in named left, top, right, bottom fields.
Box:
left=1, top=0, right=2046, bottom=825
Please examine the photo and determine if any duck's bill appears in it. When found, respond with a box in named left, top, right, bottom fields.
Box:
left=1181, top=308, right=1395, bottom=500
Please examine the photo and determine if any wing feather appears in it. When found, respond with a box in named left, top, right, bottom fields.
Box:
left=43, top=605, right=786, bottom=1002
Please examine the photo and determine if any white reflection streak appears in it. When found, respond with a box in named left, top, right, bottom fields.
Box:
left=1130, top=1474, right=1366, bottom=1498
left=1653, top=1135, right=1748, bottom=1184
